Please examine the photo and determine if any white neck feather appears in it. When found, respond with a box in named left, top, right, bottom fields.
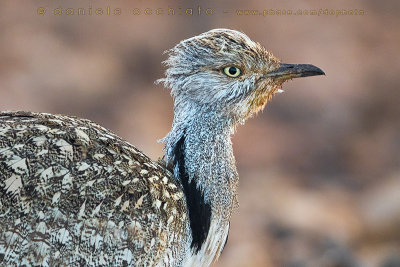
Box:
left=183, top=219, right=229, bottom=267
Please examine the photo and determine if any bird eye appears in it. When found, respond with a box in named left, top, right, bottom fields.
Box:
left=223, top=66, right=241, bottom=78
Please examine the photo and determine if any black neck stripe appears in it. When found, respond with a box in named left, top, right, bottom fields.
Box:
left=174, top=135, right=211, bottom=252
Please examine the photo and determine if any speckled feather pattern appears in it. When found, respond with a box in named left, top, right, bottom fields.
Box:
left=0, top=28, right=305, bottom=267
left=0, top=111, right=188, bottom=266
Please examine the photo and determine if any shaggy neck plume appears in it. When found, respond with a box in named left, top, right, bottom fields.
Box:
left=162, top=107, right=239, bottom=266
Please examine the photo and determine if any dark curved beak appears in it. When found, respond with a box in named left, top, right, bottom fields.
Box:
left=266, top=63, right=325, bottom=80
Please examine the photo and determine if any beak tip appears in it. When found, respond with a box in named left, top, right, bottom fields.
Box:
left=302, top=65, right=325, bottom=77
left=315, top=67, right=326, bottom=76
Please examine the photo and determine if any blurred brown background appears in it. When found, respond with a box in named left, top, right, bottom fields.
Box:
left=1, top=0, right=399, bottom=266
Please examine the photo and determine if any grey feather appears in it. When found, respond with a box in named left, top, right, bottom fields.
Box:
left=0, top=28, right=322, bottom=266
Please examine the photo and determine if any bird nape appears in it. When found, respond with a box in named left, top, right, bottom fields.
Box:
left=0, top=29, right=324, bottom=267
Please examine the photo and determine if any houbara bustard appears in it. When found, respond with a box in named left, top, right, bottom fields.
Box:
left=0, top=29, right=324, bottom=266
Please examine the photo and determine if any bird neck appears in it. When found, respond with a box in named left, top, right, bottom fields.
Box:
left=163, top=108, right=239, bottom=265
left=176, top=110, right=239, bottom=213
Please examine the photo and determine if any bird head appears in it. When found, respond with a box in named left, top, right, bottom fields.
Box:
left=159, top=28, right=324, bottom=125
